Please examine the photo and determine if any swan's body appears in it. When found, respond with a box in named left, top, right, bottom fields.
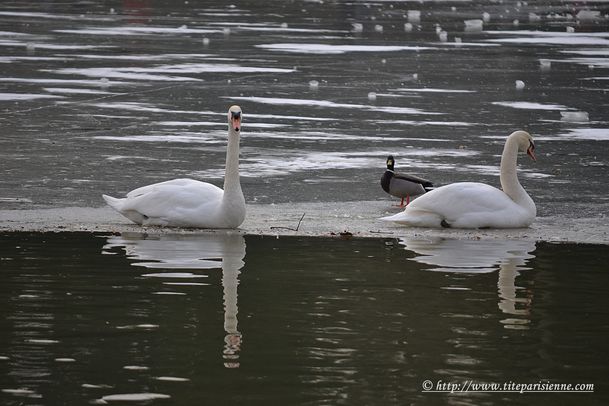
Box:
left=381, top=155, right=433, bottom=206
left=381, top=131, right=536, bottom=229
left=102, top=105, right=246, bottom=228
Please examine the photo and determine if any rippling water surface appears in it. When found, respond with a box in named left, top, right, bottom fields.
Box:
left=1, top=232, right=609, bottom=405
left=0, top=0, right=608, bottom=213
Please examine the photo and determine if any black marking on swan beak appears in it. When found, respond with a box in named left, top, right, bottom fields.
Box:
left=527, top=141, right=536, bottom=161
left=231, top=111, right=241, bottom=132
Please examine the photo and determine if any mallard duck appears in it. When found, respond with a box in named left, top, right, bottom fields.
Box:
left=381, top=155, right=433, bottom=207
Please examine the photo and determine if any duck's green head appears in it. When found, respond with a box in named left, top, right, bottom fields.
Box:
left=386, top=155, right=395, bottom=170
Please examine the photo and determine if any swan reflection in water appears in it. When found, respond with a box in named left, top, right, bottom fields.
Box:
left=103, top=232, right=246, bottom=368
left=398, top=237, right=536, bottom=329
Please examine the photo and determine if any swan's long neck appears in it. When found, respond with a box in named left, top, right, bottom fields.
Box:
left=500, top=136, right=535, bottom=213
left=222, top=129, right=242, bottom=198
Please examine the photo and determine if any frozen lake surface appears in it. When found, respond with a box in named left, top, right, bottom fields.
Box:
left=0, top=0, right=608, bottom=224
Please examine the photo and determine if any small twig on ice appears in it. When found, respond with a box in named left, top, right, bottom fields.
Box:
left=270, top=213, right=306, bottom=231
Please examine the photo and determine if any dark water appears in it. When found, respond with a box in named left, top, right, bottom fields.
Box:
left=1, top=232, right=608, bottom=405
left=0, top=0, right=608, bottom=216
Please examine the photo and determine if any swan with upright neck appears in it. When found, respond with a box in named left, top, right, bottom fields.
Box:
left=102, top=105, right=246, bottom=228
left=381, top=130, right=537, bottom=229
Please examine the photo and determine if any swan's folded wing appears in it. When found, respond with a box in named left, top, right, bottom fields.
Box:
left=408, top=182, right=515, bottom=217
left=122, top=180, right=223, bottom=218
left=126, top=178, right=200, bottom=198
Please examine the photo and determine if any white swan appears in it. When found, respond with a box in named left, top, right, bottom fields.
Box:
left=381, top=130, right=537, bottom=229
left=102, top=105, right=246, bottom=228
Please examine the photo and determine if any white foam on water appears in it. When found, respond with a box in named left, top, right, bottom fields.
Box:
left=43, top=87, right=117, bottom=95
left=552, top=57, right=609, bottom=68
left=559, top=128, right=609, bottom=141
left=163, top=282, right=209, bottom=286
left=229, top=96, right=441, bottom=115
left=25, top=339, right=59, bottom=344
left=437, top=42, right=499, bottom=47
left=103, top=155, right=181, bottom=162
left=94, top=135, right=218, bottom=143
left=0, top=11, right=114, bottom=21
left=375, top=119, right=473, bottom=127
left=485, top=32, right=609, bottom=46
left=101, top=393, right=170, bottom=402
left=255, top=43, right=434, bottom=54
left=1, top=77, right=132, bottom=86
left=153, top=291, right=187, bottom=295
left=86, top=102, right=207, bottom=115
left=155, top=121, right=287, bottom=128
left=50, top=63, right=293, bottom=82
left=82, top=383, right=114, bottom=389
left=143, top=62, right=294, bottom=73
left=154, top=376, right=190, bottom=382
left=235, top=26, right=344, bottom=34
left=56, top=26, right=220, bottom=36
left=116, top=324, right=160, bottom=330
left=142, top=272, right=209, bottom=278
left=491, top=101, right=569, bottom=111
left=561, top=49, right=609, bottom=56
left=389, top=87, right=475, bottom=93
left=0, top=56, right=69, bottom=63
left=69, top=53, right=219, bottom=61
left=0, top=92, right=64, bottom=101
left=154, top=121, right=223, bottom=127
left=54, top=358, right=76, bottom=362
left=486, top=30, right=609, bottom=38
left=1, top=388, right=41, bottom=397
left=122, top=365, right=149, bottom=371
left=0, top=39, right=114, bottom=50
left=580, top=76, right=609, bottom=81
left=0, top=30, right=36, bottom=36
left=48, top=67, right=201, bottom=82
left=240, top=130, right=406, bottom=142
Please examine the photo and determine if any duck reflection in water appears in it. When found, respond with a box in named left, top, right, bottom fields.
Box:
left=398, top=237, right=536, bottom=329
left=103, top=232, right=246, bottom=368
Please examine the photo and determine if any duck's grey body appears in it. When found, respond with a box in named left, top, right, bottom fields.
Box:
left=381, top=156, right=433, bottom=206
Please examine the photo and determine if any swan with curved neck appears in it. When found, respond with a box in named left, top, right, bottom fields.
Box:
left=381, top=130, right=537, bottom=229
left=102, top=105, right=246, bottom=228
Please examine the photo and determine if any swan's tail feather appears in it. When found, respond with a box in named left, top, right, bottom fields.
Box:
left=102, top=194, right=147, bottom=225
left=102, top=194, right=123, bottom=211
left=380, top=209, right=444, bottom=228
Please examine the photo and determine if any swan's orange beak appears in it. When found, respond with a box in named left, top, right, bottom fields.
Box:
left=527, top=144, right=536, bottom=161
left=231, top=115, right=241, bottom=132
left=230, top=111, right=241, bottom=132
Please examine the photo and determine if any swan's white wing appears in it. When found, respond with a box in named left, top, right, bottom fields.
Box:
left=121, top=179, right=223, bottom=219
left=383, top=182, right=522, bottom=228
left=409, top=182, right=514, bottom=216
left=126, top=178, right=204, bottom=199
